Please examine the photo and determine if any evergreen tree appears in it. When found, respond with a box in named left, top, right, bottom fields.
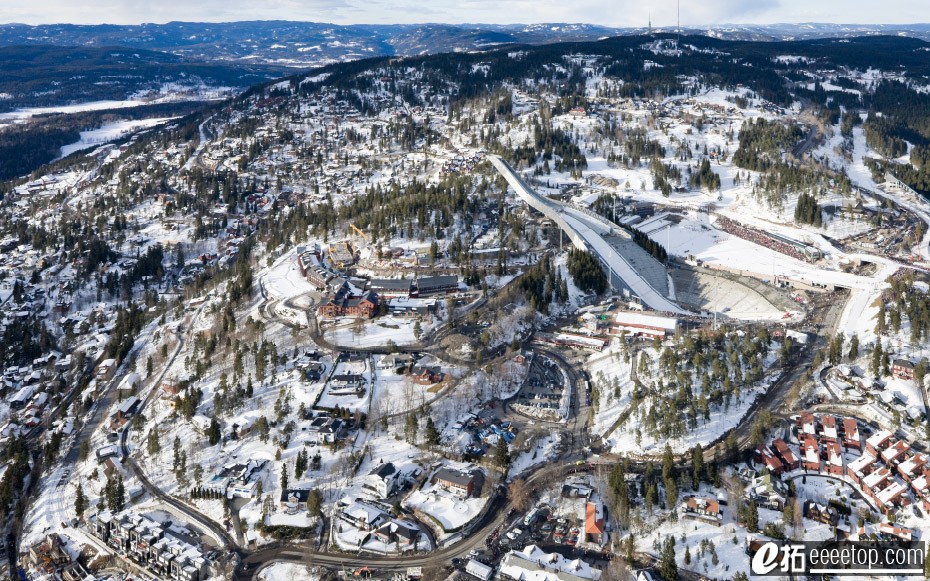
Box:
left=848, top=334, right=859, bottom=359
left=207, top=416, right=221, bottom=446
left=114, top=475, right=125, bottom=511
left=75, top=484, right=87, bottom=518
left=424, top=416, right=440, bottom=446
left=494, top=437, right=510, bottom=469
left=662, top=443, right=675, bottom=481
left=404, top=411, right=419, bottom=444
left=691, top=444, right=704, bottom=490
left=308, top=489, right=323, bottom=517
left=658, top=537, right=678, bottom=581
left=664, top=477, right=678, bottom=512
left=746, top=500, right=759, bottom=532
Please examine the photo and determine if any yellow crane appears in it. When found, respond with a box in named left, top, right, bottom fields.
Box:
left=349, top=223, right=369, bottom=242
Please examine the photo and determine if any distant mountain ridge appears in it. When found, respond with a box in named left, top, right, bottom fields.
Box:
left=2, top=21, right=929, bottom=66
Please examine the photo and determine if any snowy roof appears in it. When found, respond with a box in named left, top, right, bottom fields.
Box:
left=613, top=312, right=678, bottom=331
left=847, top=453, right=877, bottom=475
left=862, top=467, right=891, bottom=489
left=876, top=481, right=906, bottom=505
left=500, top=545, right=601, bottom=581
left=866, top=430, right=893, bottom=448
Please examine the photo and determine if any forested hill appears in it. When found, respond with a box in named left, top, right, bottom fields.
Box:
left=0, top=45, right=288, bottom=110
left=1, top=20, right=930, bottom=66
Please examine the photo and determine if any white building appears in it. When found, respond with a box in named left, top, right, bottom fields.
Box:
left=499, top=545, right=601, bottom=581
left=610, top=312, right=678, bottom=339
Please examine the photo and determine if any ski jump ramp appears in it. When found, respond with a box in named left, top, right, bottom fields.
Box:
left=489, top=155, right=688, bottom=314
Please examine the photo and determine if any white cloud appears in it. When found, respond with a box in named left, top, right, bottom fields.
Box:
left=0, top=0, right=925, bottom=26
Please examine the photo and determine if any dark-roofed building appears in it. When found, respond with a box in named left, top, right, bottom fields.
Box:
left=434, top=467, right=477, bottom=498
left=411, top=365, right=444, bottom=385
left=369, top=278, right=413, bottom=298
left=892, top=358, right=915, bottom=380
left=306, top=416, right=347, bottom=442
left=318, top=289, right=379, bottom=319
left=365, top=462, right=401, bottom=498
left=279, top=487, right=312, bottom=509
left=373, top=520, right=420, bottom=548
left=415, top=275, right=459, bottom=296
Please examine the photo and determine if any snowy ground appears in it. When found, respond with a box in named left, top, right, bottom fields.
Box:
left=58, top=117, right=177, bottom=158
left=258, top=563, right=320, bottom=581
left=509, top=432, right=563, bottom=479
left=323, top=316, right=432, bottom=348
left=585, top=343, right=634, bottom=437
left=634, top=483, right=836, bottom=580
left=599, top=344, right=782, bottom=456
left=404, top=464, right=488, bottom=534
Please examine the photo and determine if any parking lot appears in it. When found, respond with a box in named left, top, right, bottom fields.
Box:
left=497, top=504, right=582, bottom=550
left=511, top=355, right=568, bottom=420
left=450, top=408, right=519, bottom=462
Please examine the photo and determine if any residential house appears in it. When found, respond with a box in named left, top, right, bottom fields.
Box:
left=801, top=436, right=821, bottom=471
left=680, top=496, right=722, bottom=524
left=842, top=417, right=861, bottom=449
left=865, top=430, right=894, bottom=457
left=379, top=353, right=414, bottom=370
left=847, top=453, right=878, bottom=487
left=584, top=502, right=606, bottom=543
left=499, top=544, right=602, bottom=581
left=90, top=510, right=208, bottom=581
left=875, top=481, right=907, bottom=514
left=862, top=466, right=893, bottom=503
left=373, top=519, right=420, bottom=549
left=878, top=523, right=914, bottom=541
left=824, top=441, right=844, bottom=476
left=803, top=501, right=838, bottom=526
left=891, top=359, right=915, bottom=381
left=97, top=358, right=117, bottom=381
left=821, top=415, right=838, bottom=441
left=799, top=412, right=817, bottom=436
left=342, top=499, right=389, bottom=531
left=772, top=439, right=799, bottom=471
left=897, top=453, right=927, bottom=483
left=756, top=445, right=785, bottom=475
left=117, top=372, right=141, bottom=398
left=434, top=467, right=477, bottom=498
left=279, top=488, right=312, bottom=511
left=110, top=396, right=140, bottom=429
left=747, top=473, right=787, bottom=510
left=27, top=533, right=71, bottom=574
left=881, top=440, right=911, bottom=467
left=411, top=365, right=444, bottom=385
left=305, top=416, right=347, bottom=443
left=365, top=462, right=402, bottom=499
left=910, top=474, right=930, bottom=511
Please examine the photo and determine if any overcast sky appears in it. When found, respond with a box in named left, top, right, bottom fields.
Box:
left=2, top=0, right=927, bottom=27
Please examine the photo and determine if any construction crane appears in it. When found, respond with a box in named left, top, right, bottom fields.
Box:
left=349, top=223, right=369, bottom=242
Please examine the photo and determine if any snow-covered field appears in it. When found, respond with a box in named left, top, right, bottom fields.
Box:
left=258, top=563, right=320, bottom=581
left=58, top=117, right=177, bottom=158
left=404, top=464, right=488, bottom=534
left=510, top=432, right=563, bottom=478
left=0, top=100, right=149, bottom=122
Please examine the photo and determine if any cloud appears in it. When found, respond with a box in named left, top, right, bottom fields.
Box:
left=0, top=0, right=923, bottom=26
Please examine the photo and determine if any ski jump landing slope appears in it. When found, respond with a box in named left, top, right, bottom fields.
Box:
left=489, top=155, right=688, bottom=314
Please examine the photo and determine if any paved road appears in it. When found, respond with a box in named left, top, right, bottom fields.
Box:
left=118, top=303, right=241, bottom=554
